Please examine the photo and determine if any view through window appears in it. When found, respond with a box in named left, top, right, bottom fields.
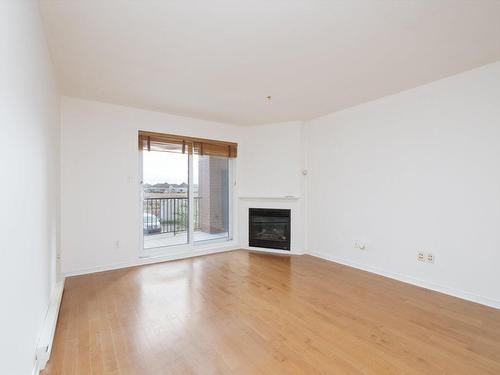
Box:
left=142, top=145, right=230, bottom=250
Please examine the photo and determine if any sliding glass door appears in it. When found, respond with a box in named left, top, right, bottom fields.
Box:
left=140, top=132, right=234, bottom=251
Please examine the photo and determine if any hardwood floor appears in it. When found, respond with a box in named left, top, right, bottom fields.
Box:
left=43, top=250, right=500, bottom=374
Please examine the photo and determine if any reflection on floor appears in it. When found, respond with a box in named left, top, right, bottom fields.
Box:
left=44, top=250, right=500, bottom=374
left=144, top=230, right=229, bottom=249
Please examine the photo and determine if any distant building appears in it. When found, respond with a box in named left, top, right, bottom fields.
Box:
left=144, top=182, right=190, bottom=194
left=167, top=186, right=187, bottom=193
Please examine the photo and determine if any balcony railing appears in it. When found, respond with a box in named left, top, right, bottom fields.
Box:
left=143, top=197, right=201, bottom=235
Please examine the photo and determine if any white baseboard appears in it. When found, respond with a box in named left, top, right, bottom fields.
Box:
left=32, top=362, right=41, bottom=375
left=33, top=279, right=65, bottom=374
left=308, top=251, right=500, bottom=310
left=64, top=244, right=241, bottom=277
left=63, top=244, right=306, bottom=278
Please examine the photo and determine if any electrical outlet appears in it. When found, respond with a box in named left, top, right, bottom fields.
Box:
left=354, top=241, right=366, bottom=250
left=417, top=251, right=425, bottom=262
left=427, top=253, right=435, bottom=263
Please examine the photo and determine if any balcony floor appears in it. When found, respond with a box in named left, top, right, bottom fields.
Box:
left=144, top=230, right=229, bottom=249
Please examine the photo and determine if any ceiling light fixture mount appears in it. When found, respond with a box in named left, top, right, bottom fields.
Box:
left=265, top=95, right=272, bottom=101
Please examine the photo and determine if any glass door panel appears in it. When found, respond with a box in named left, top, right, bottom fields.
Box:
left=193, top=154, right=229, bottom=243
left=142, top=149, right=189, bottom=249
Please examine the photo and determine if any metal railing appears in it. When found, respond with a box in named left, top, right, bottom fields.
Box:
left=143, top=197, right=200, bottom=235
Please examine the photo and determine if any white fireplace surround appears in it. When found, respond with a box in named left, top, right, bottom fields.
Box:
left=238, top=196, right=305, bottom=255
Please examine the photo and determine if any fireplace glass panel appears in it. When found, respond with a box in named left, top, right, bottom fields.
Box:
left=249, top=208, right=290, bottom=250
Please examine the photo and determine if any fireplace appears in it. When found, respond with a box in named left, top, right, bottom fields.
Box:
left=249, top=208, right=291, bottom=250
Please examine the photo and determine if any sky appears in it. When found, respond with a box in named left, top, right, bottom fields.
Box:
left=142, top=151, right=199, bottom=184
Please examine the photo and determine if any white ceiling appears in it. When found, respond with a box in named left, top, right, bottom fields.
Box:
left=40, top=0, right=500, bottom=125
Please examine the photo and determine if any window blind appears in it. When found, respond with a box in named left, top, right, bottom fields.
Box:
left=138, top=130, right=237, bottom=158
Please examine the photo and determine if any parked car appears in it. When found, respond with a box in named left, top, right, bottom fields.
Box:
left=143, top=213, right=161, bottom=234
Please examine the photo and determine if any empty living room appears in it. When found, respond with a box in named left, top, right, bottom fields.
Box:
left=3, top=1, right=500, bottom=374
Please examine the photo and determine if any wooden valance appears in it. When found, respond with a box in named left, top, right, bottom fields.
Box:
left=138, top=130, right=237, bottom=158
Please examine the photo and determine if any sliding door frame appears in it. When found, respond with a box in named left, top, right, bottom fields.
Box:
left=187, top=151, right=194, bottom=244
left=139, top=149, right=234, bottom=257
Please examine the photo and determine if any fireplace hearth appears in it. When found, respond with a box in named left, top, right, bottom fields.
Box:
left=249, top=208, right=291, bottom=250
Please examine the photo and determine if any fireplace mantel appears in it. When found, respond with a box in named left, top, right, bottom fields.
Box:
left=238, top=196, right=300, bottom=201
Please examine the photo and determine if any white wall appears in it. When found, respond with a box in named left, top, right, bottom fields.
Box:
left=0, top=2, right=60, bottom=374
left=306, top=62, right=500, bottom=307
left=237, top=122, right=306, bottom=253
left=238, top=122, right=304, bottom=198
left=60, top=97, right=244, bottom=274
